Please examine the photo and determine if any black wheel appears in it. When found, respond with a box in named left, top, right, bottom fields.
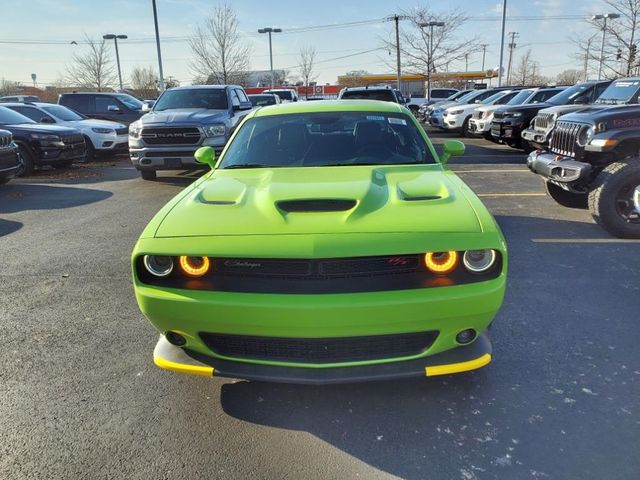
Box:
left=521, top=141, right=534, bottom=153
left=408, top=105, right=419, bottom=117
left=544, top=181, right=588, bottom=209
left=140, top=169, right=157, bottom=181
left=83, top=136, right=95, bottom=162
left=461, top=116, right=472, bottom=137
left=588, top=159, right=640, bottom=238
left=51, top=160, right=73, bottom=169
left=16, top=144, right=35, bottom=177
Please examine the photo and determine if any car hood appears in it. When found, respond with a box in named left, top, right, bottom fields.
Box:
left=74, top=119, right=126, bottom=129
left=2, top=123, right=80, bottom=135
left=154, top=165, right=482, bottom=238
left=477, top=105, right=501, bottom=114
left=446, top=103, right=480, bottom=112
left=559, top=104, right=640, bottom=125
left=140, top=109, right=229, bottom=126
left=536, top=104, right=592, bottom=116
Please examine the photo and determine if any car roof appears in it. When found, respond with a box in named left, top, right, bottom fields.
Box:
left=165, top=85, right=239, bottom=91
left=250, top=100, right=405, bottom=118
left=342, top=86, right=392, bottom=92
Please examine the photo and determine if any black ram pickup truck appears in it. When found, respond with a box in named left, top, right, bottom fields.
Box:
left=0, top=106, right=86, bottom=175
left=527, top=78, right=640, bottom=238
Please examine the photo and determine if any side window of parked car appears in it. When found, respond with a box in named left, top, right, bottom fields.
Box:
left=10, top=106, right=44, bottom=122
left=235, top=89, right=249, bottom=104
left=62, top=95, right=91, bottom=113
left=593, top=83, right=609, bottom=101
left=95, top=96, right=119, bottom=113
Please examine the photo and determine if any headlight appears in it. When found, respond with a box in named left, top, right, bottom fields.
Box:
left=179, top=256, right=211, bottom=277
left=129, top=122, right=142, bottom=138
left=424, top=251, right=459, bottom=274
left=92, top=127, right=115, bottom=134
left=549, top=113, right=559, bottom=127
left=463, top=250, right=497, bottom=273
left=448, top=109, right=464, bottom=115
left=143, top=255, right=174, bottom=277
left=30, top=133, right=61, bottom=141
left=578, top=126, right=593, bottom=147
left=203, top=125, right=226, bottom=137
left=505, top=112, right=522, bottom=118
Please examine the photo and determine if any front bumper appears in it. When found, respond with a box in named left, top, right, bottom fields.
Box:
left=129, top=138, right=225, bottom=171
left=521, top=127, right=549, bottom=146
left=94, top=133, right=129, bottom=152
left=491, top=120, right=525, bottom=142
left=153, top=332, right=493, bottom=384
left=428, top=114, right=445, bottom=128
left=0, top=144, right=20, bottom=178
left=443, top=114, right=464, bottom=130
left=468, top=118, right=491, bottom=135
left=35, top=142, right=86, bottom=164
left=526, top=151, right=592, bottom=184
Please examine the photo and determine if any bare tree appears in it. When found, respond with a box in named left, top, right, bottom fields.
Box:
left=511, top=49, right=546, bottom=85
left=189, top=3, right=251, bottom=84
left=130, top=66, right=158, bottom=90
left=556, top=69, right=583, bottom=85
left=337, top=70, right=371, bottom=88
left=0, top=78, right=21, bottom=96
left=298, top=46, right=317, bottom=98
left=65, top=35, right=117, bottom=91
left=381, top=6, right=477, bottom=75
left=572, top=0, right=640, bottom=79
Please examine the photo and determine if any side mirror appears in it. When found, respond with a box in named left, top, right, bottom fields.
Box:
left=440, top=140, right=465, bottom=164
left=107, top=104, right=121, bottom=112
left=40, top=116, right=55, bottom=124
left=194, top=146, right=216, bottom=168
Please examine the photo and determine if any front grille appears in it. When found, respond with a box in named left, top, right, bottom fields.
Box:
left=143, top=150, right=197, bottom=158
left=549, top=121, right=587, bottom=158
left=0, top=134, right=12, bottom=148
left=115, top=127, right=128, bottom=135
left=141, top=127, right=201, bottom=145
left=200, top=331, right=439, bottom=363
left=534, top=113, right=554, bottom=131
left=493, top=111, right=504, bottom=120
left=61, top=134, right=84, bottom=145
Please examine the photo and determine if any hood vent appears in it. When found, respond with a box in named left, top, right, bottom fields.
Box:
left=402, top=195, right=442, bottom=202
left=277, top=199, right=357, bottom=213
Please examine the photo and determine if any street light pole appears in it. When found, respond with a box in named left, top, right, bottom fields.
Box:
left=258, top=27, right=282, bottom=88
left=498, top=0, right=507, bottom=86
left=419, top=21, right=445, bottom=101
left=593, top=13, right=620, bottom=80
left=103, top=33, right=128, bottom=90
left=151, top=0, right=165, bottom=92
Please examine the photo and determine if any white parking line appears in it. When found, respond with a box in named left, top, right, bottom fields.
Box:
left=532, top=238, right=640, bottom=244
left=453, top=169, right=529, bottom=173
left=478, top=193, right=545, bottom=197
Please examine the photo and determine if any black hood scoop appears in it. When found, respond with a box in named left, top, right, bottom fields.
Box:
left=277, top=199, right=357, bottom=213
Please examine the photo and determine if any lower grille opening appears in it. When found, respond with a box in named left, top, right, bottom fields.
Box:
left=200, top=331, right=438, bottom=363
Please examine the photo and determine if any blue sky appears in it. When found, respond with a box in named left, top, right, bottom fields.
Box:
left=0, top=0, right=611, bottom=87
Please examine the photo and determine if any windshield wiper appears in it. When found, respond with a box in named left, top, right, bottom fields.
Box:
left=222, top=163, right=272, bottom=169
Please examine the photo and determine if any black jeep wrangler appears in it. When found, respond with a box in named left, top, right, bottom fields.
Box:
left=527, top=78, right=640, bottom=238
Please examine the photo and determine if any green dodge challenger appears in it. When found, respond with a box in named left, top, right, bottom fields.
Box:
left=132, top=100, right=507, bottom=384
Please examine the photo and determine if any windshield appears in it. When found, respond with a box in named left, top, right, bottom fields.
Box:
left=219, top=111, right=435, bottom=169
left=480, top=92, right=507, bottom=105
left=115, top=94, right=143, bottom=110
left=506, top=90, right=534, bottom=105
left=595, top=79, right=640, bottom=105
left=455, top=90, right=485, bottom=104
left=547, top=84, right=590, bottom=105
left=42, top=104, right=84, bottom=121
left=249, top=95, right=278, bottom=107
left=0, top=106, right=35, bottom=125
left=154, top=89, right=228, bottom=111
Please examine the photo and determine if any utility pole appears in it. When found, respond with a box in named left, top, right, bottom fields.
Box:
left=480, top=44, right=489, bottom=71
left=152, top=0, right=165, bottom=92
left=387, top=15, right=409, bottom=94
left=103, top=34, right=128, bottom=91
left=258, top=27, right=282, bottom=88
left=419, top=21, right=445, bottom=100
left=506, top=31, right=518, bottom=85
left=498, top=0, right=507, bottom=86
left=584, top=37, right=592, bottom=82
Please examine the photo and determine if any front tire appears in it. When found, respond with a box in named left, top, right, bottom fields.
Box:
left=16, top=144, right=35, bottom=177
left=140, top=169, right=157, bottom=181
left=545, top=181, right=588, bottom=209
left=83, top=136, right=96, bottom=162
left=588, top=159, right=640, bottom=238
left=461, top=116, right=472, bottom=137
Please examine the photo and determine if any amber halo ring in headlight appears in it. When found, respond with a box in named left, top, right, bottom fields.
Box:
left=179, top=256, right=211, bottom=277
left=143, top=255, right=174, bottom=277
left=463, top=249, right=497, bottom=273
left=424, top=251, right=459, bottom=274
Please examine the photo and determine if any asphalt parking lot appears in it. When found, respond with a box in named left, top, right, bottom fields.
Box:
left=1, top=130, right=639, bottom=480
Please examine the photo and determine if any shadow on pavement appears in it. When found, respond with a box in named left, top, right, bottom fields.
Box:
left=0, top=219, right=23, bottom=237
left=0, top=184, right=113, bottom=214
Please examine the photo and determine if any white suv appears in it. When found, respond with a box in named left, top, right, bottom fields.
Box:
left=468, top=88, right=537, bottom=138
left=442, top=89, right=517, bottom=136
left=262, top=89, right=299, bottom=103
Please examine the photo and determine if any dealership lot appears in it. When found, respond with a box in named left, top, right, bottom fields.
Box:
left=1, top=132, right=639, bottom=480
